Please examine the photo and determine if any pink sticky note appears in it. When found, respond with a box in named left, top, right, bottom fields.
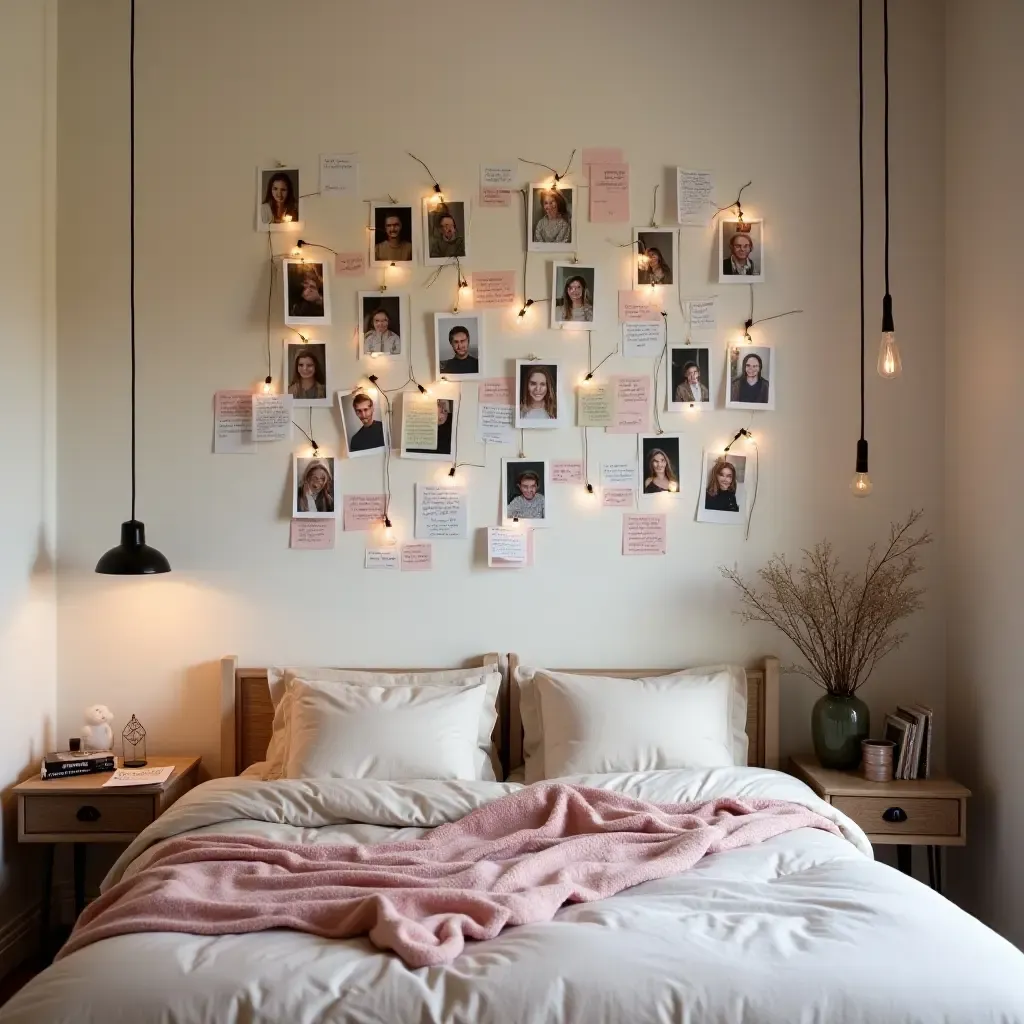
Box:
left=400, top=542, right=433, bottom=571
left=551, top=461, right=584, bottom=484
left=618, top=289, right=663, bottom=323
left=479, top=187, right=512, bottom=208
left=603, top=488, right=634, bottom=508
left=479, top=377, right=514, bottom=404
left=608, top=374, right=652, bottom=434
left=343, top=494, right=386, bottom=531
left=590, top=164, right=630, bottom=223
left=582, top=148, right=625, bottom=180
left=623, top=513, right=667, bottom=555
left=290, top=518, right=336, bottom=549
left=470, top=272, right=517, bottom=308
left=335, top=252, right=366, bottom=276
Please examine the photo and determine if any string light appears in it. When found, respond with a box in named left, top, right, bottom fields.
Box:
left=877, top=0, right=901, bottom=379
left=382, top=517, right=395, bottom=545
left=262, top=376, right=273, bottom=395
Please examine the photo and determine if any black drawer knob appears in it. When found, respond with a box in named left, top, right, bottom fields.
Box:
left=882, top=806, right=907, bottom=823
left=76, top=805, right=101, bottom=822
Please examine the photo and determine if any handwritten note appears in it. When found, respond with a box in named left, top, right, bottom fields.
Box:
left=603, top=488, right=634, bottom=508
left=677, top=169, right=714, bottom=226
left=687, top=297, right=717, bottom=340
left=480, top=163, right=516, bottom=207
left=334, top=252, right=366, bottom=276
left=487, top=527, right=529, bottom=567
left=365, top=547, right=400, bottom=570
left=479, top=378, right=514, bottom=404
left=214, top=391, right=256, bottom=453
left=609, top=374, right=652, bottom=433
left=602, top=462, right=637, bottom=488
left=251, top=393, right=292, bottom=442
left=577, top=383, right=614, bottom=427
left=402, top=393, right=439, bottom=450
left=551, top=461, right=584, bottom=484
left=343, top=494, right=386, bottom=531
left=582, top=147, right=624, bottom=179
left=320, top=153, right=358, bottom=197
left=590, top=163, right=630, bottom=223
left=623, top=513, right=667, bottom=555
left=290, top=518, right=336, bottom=549
left=478, top=403, right=515, bottom=445
left=415, top=485, right=469, bottom=540
left=470, top=272, right=516, bottom=308
left=618, top=289, right=663, bottom=322
left=622, top=321, right=664, bottom=358
left=480, top=188, right=512, bottom=208
left=400, top=542, right=433, bottom=571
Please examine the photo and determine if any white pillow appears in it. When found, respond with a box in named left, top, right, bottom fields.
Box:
left=263, top=667, right=502, bottom=781
left=282, top=677, right=491, bottom=781
left=515, top=665, right=748, bottom=783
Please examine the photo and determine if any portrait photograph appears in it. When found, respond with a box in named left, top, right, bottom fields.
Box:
left=423, top=199, right=469, bottom=265
left=256, top=167, right=301, bottom=231
left=359, top=292, right=407, bottom=358
left=640, top=435, right=681, bottom=495
left=726, top=344, right=775, bottom=410
left=668, top=345, right=713, bottom=410
left=527, top=184, right=575, bottom=252
left=502, top=458, right=549, bottom=527
left=402, top=397, right=457, bottom=461
left=283, top=259, right=331, bottom=327
left=369, top=203, right=415, bottom=267
left=696, top=450, right=748, bottom=525
left=282, top=340, right=330, bottom=408
left=550, top=263, right=600, bottom=330
left=292, top=455, right=338, bottom=519
left=718, top=218, right=765, bottom=283
left=434, top=313, right=483, bottom=381
left=338, top=389, right=389, bottom=458
left=634, top=229, right=677, bottom=289
left=515, top=360, right=562, bottom=429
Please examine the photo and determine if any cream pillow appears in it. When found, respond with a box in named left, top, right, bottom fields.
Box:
left=263, top=667, right=502, bottom=781
left=515, top=665, right=748, bottom=783
left=282, top=678, right=491, bottom=781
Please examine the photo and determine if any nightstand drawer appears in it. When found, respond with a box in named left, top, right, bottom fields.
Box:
left=22, top=794, right=155, bottom=836
left=833, top=795, right=960, bottom=837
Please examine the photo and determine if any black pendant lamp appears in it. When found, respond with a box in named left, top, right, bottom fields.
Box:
left=877, top=0, right=901, bottom=378
left=850, top=0, right=872, bottom=497
left=96, top=0, right=170, bottom=574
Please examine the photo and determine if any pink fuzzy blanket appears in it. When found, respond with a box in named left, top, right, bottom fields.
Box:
left=58, top=784, right=840, bottom=967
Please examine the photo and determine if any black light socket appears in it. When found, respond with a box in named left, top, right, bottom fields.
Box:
left=855, top=438, right=869, bottom=474
left=881, top=293, right=894, bottom=333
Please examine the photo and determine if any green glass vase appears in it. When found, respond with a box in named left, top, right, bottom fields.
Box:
left=811, top=693, right=870, bottom=770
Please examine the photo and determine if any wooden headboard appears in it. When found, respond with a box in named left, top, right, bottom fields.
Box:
left=505, top=655, right=780, bottom=771
left=219, top=653, right=505, bottom=777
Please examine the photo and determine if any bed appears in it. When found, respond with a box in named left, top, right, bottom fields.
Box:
left=2, top=653, right=1022, bottom=1024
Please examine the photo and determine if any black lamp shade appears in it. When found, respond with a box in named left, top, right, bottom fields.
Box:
left=95, top=520, right=170, bottom=575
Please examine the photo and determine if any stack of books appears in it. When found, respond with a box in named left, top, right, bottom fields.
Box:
left=882, top=705, right=933, bottom=780
left=41, top=750, right=116, bottom=780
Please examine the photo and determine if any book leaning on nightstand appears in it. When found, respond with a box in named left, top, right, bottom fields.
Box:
left=883, top=705, right=933, bottom=780
left=40, top=750, right=116, bottom=779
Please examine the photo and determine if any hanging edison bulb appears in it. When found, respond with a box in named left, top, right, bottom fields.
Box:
left=850, top=439, right=872, bottom=497
left=877, top=295, right=901, bottom=378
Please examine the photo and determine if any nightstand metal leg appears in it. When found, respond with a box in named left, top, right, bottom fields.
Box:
left=896, top=844, right=912, bottom=876
left=933, top=846, right=942, bottom=893
left=73, top=843, right=86, bottom=918
left=40, top=843, right=54, bottom=958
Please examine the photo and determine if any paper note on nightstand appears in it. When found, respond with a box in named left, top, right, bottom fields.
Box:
left=102, top=765, right=174, bottom=787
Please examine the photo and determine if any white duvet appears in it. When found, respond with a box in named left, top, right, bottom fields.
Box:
left=3, top=766, right=1023, bottom=1024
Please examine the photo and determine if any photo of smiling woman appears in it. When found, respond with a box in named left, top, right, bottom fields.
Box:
left=257, top=167, right=300, bottom=230
left=359, top=292, right=405, bottom=357
left=640, top=436, right=680, bottom=495
left=283, top=259, right=331, bottom=326
left=515, top=361, right=561, bottom=428
left=528, top=185, right=574, bottom=251
left=283, top=341, right=329, bottom=406
left=696, top=451, right=748, bottom=525
left=551, top=263, right=597, bottom=329
left=292, top=456, right=338, bottom=518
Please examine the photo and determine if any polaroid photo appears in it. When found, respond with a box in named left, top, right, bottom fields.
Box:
left=668, top=345, right=713, bottom=410
left=696, top=450, right=748, bottom=525
left=527, top=183, right=576, bottom=252
left=369, top=203, right=415, bottom=268
left=401, top=396, right=457, bottom=461
left=282, top=339, right=330, bottom=408
left=282, top=259, right=331, bottom=327
left=719, top=218, right=764, bottom=284
left=550, top=263, right=600, bottom=330
left=338, top=388, right=389, bottom=458
left=502, top=458, right=549, bottom=527
left=422, top=198, right=469, bottom=265
left=515, top=360, right=563, bottom=429
left=256, top=167, right=301, bottom=232
left=633, top=228, right=678, bottom=290
left=293, top=455, right=338, bottom=519
left=434, top=312, right=483, bottom=381
left=726, top=343, right=775, bottom=410
left=640, top=435, right=681, bottom=496
left=359, top=292, right=408, bottom=358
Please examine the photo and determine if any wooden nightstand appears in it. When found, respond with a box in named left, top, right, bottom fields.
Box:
left=790, top=754, right=969, bottom=891
left=14, top=755, right=201, bottom=950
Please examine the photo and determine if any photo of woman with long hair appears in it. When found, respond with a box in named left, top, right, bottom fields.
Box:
left=293, top=457, right=337, bottom=517
left=704, top=459, right=739, bottom=512
left=529, top=185, right=574, bottom=250
left=287, top=346, right=326, bottom=402
left=643, top=448, right=679, bottom=493
left=283, top=259, right=331, bottom=326
left=258, top=168, right=299, bottom=228
left=558, top=275, right=593, bottom=322
left=516, top=362, right=559, bottom=427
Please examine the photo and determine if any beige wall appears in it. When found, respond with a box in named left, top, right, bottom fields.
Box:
left=945, top=0, right=1024, bottom=948
left=55, top=0, right=944, bottom=842
left=0, top=0, right=58, bottom=968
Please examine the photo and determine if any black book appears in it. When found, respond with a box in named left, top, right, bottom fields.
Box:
left=43, top=750, right=115, bottom=769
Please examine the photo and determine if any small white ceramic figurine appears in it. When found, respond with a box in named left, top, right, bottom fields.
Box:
left=81, top=705, right=114, bottom=752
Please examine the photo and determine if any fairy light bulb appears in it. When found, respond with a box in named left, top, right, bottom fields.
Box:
left=261, top=376, right=273, bottom=395
left=282, top=214, right=293, bottom=223
left=850, top=439, right=872, bottom=497
left=877, top=296, right=901, bottom=377
left=637, top=252, right=650, bottom=270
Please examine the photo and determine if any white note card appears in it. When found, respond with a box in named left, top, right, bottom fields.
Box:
left=214, top=391, right=256, bottom=454
left=677, top=169, right=714, bottom=226
left=487, top=527, right=528, bottom=567
left=102, top=765, right=174, bottom=787
left=622, top=321, right=665, bottom=359
left=415, top=484, right=469, bottom=540
left=251, top=393, right=293, bottom=442
left=320, top=153, right=358, bottom=197
left=365, top=547, right=400, bottom=570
